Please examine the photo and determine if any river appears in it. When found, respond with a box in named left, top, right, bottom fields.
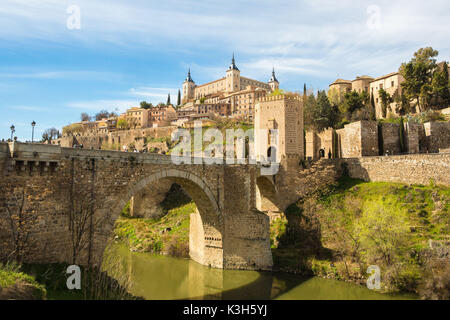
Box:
left=102, top=243, right=415, bottom=300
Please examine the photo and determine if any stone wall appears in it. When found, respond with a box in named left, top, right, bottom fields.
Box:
left=129, top=180, right=173, bottom=218
left=0, top=142, right=274, bottom=271
left=53, top=126, right=177, bottom=152
left=424, top=121, right=450, bottom=153
left=342, top=153, right=450, bottom=185
left=305, top=128, right=335, bottom=160
left=309, top=120, right=449, bottom=159
left=337, top=121, right=378, bottom=158
left=380, top=123, right=401, bottom=155
left=404, top=122, right=420, bottom=154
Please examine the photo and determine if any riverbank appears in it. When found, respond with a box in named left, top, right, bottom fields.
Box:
left=113, top=177, right=448, bottom=299
left=271, top=176, right=449, bottom=299
left=0, top=262, right=46, bottom=299
left=0, top=262, right=140, bottom=300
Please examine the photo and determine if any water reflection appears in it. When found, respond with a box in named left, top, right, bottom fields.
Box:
left=103, top=243, right=414, bottom=300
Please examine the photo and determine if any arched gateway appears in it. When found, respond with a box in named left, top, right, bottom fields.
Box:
left=0, top=143, right=273, bottom=271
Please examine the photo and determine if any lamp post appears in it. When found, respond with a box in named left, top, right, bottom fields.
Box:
left=31, top=121, right=36, bottom=143
left=10, top=125, right=15, bottom=141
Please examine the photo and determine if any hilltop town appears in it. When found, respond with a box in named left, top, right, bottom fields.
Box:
left=47, top=48, right=449, bottom=159
left=1, top=48, right=449, bottom=301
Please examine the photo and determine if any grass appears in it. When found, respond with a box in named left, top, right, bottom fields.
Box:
left=0, top=262, right=47, bottom=299
left=18, top=263, right=137, bottom=300
left=114, top=184, right=196, bottom=257
left=270, top=176, right=449, bottom=295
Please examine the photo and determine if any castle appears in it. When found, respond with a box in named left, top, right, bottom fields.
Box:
left=182, top=54, right=279, bottom=120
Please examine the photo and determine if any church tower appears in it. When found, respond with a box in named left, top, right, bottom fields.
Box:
left=268, top=67, right=279, bottom=92
left=226, top=53, right=240, bottom=93
left=182, top=68, right=196, bottom=104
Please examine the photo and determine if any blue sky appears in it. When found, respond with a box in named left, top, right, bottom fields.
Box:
left=1, top=0, right=449, bottom=141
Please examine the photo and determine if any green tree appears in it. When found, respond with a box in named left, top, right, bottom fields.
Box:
left=116, top=118, right=129, bottom=130
left=303, top=93, right=317, bottom=130
left=432, top=62, right=450, bottom=107
left=140, top=101, right=153, bottom=109
left=305, top=91, right=338, bottom=132
left=269, top=88, right=285, bottom=96
left=392, top=92, right=411, bottom=116
left=378, top=89, right=392, bottom=118
left=177, top=89, right=181, bottom=106
left=340, top=91, right=364, bottom=115
left=400, top=47, right=439, bottom=111
left=167, top=93, right=171, bottom=105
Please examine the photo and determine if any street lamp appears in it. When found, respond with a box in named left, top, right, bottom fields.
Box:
left=31, top=121, right=36, bottom=143
left=10, top=125, right=15, bottom=141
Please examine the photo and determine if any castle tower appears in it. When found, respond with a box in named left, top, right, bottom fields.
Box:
left=255, top=94, right=304, bottom=171
left=268, top=67, right=279, bottom=92
left=182, top=68, right=196, bottom=104
left=226, top=53, right=240, bottom=93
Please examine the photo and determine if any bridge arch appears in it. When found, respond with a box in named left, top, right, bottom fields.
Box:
left=111, top=168, right=224, bottom=268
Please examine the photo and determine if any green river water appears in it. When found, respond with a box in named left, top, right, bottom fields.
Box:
left=102, top=243, right=415, bottom=300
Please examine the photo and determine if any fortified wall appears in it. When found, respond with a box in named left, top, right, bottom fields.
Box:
left=53, top=126, right=177, bottom=151
left=306, top=120, right=450, bottom=160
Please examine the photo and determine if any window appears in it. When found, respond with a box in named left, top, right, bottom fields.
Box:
left=380, top=84, right=383, bottom=89
left=391, top=81, right=395, bottom=87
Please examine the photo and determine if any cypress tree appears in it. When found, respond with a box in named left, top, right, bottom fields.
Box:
left=399, top=117, right=406, bottom=153
left=442, top=62, right=450, bottom=105
left=177, top=89, right=181, bottom=106
left=167, top=93, right=171, bottom=105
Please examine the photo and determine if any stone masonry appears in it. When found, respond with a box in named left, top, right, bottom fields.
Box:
left=0, top=142, right=274, bottom=270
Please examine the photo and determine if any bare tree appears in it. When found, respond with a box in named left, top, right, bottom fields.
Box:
left=5, top=188, right=31, bottom=262
left=68, top=160, right=108, bottom=266
left=41, top=128, right=61, bottom=142
left=95, top=110, right=110, bottom=121
left=81, top=112, right=91, bottom=122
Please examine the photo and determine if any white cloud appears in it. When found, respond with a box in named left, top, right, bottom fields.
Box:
left=9, top=105, right=50, bottom=112
left=0, top=70, right=121, bottom=81
left=66, top=99, right=138, bottom=112
left=0, top=0, right=449, bottom=89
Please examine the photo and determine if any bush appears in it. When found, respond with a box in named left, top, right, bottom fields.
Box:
left=418, top=258, right=450, bottom=300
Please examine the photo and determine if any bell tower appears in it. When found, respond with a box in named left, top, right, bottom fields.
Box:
left=268, top=67, right=279, bottom=92
left=182, top=68, right=196, bottom=104
left=226, top=53, right=240, bottom=93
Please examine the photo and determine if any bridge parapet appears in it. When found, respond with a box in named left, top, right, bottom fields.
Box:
left=1, top=142, right=266, bottom=174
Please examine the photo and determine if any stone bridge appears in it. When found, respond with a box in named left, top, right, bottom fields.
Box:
left=1, top=142, right=332, bottom=271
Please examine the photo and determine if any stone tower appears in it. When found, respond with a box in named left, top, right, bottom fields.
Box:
left=226, top=53, right=240, bottom=93
left=182, top=68, right=196, bottom=103
left=254, top=94, right=304, bottom=170
left=268, top=67, right=279, bottom=92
